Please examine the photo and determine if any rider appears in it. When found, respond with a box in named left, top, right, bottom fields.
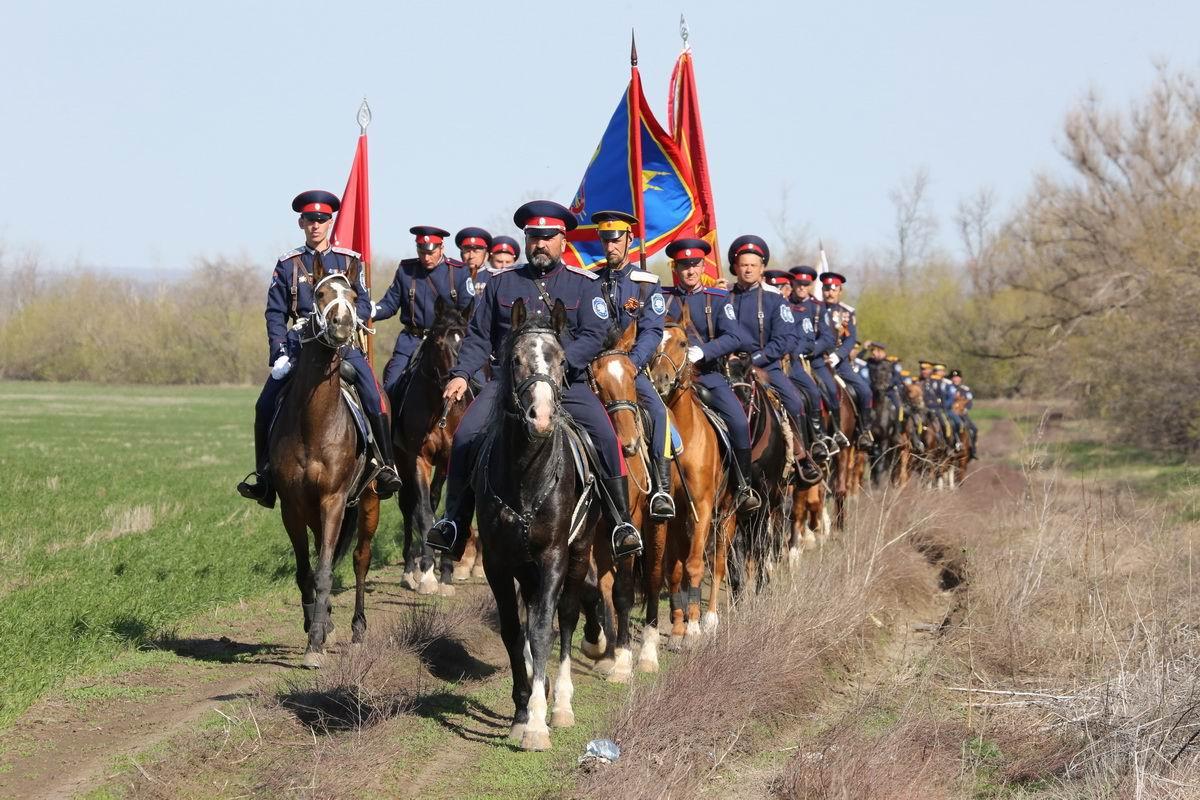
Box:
left=727, top=235, right=822, bottom=485
left=427, top=200, right=644, bottom=560
left=373, top=226, right=476, bottom=397
left=478, top=235, right=520, bottom=292
left=934, top=363, right=964, bottom=451
left=662, top=237, right=760, bottom=512
left=592, top=210, right=676, bottom=521
left=784, top=267, right=835, bottom=461
left=949, top=369, right=979, bottom=458
left=791, top=265, right=850, bottom=451
left=237, top=190, right=402, bottom=506
left=818, top=271, right=874, bottom=448
left=455, top=226, right=492, bottom=296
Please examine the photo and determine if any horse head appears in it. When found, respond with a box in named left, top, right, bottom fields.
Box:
left=650, top=302, right=693, bottom=399
left=904, top=381, right=925, bottom=411
left=503, top=297, right=567, bottom=437
left=429, top=295, right=473, bottom=375
left=589, top=320, right=641, bottom=456
left=868, top=359, right=893, bottom=397
left=723, top=351, right=760, bottom=408
left=309, top=254, right=360, bottom=348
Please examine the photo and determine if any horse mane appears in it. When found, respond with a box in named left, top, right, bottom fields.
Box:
left=601, top=324, right=623, bottom=351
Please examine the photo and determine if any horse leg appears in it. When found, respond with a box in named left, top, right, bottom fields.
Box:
left=552, top=551, right=589, bottom=729
left=351, top=493, right=379, bottom=644
left=666, top=540, right=687, bottom=651
left=608, top=553, right=636, bottom=684
left=427, top=464, right=457, bottom=593
left=303, top=496, right=346, bottom=669
left=411, top=457, right=440, bottom=595
left=485, top=559, right=532, bottom=743
left=683, top=499, right=713, bottom=648
left=637, top=519, right=666, bottom=674
left=787, top=486, right=804, bottom=565
left=454, top=526, right=477, bottom=582
left=399, top=481, right=420, bottom=592
left=517, top=559, right=560, bottom=751
left=282, top=503, right=315, bottom=635
left=589, top=546, right=619, bottom=674
left=705, top=512, right=735, bottom=634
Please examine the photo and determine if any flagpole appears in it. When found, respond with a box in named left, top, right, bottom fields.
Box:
left=630, top=29, right=648, bottom=272
left=355, top=97, right=374, bottom=367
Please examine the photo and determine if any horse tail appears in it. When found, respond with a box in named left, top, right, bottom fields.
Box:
left=332, top=503, right=360, bottom=566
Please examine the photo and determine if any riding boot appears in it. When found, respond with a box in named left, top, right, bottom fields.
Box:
left=236, top=411, right=276, bottom=509
left=732, top=447, right=761, bottom=513
left=968, top=427, right=979, bottom=460
left=366, top=410, right=403, bottom=499
left=600, top=475, right=643, bottom=559
left=427, top=483, right=476, bottom=561
left=856, top=426, right=875, bottom=449
left=832, top=426, right=851, bottom=449
left=809, top=418, right=830, bottom=463
left=648, top=454, right=676, bottom=520
left=792, top=430, right=823, bottom=485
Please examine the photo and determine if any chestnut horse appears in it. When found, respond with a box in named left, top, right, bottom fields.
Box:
left=270, top=261, right=379, bottom=668
left=389, top=297, right=473, bottom=597
left=643, top=313, right=736, bottom=666
left=827, top=377, right=860, bottom=531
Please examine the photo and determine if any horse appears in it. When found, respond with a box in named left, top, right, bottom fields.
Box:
left=950, top=392, right=973, bottom=485
left=907, top=382, right=954, bottom=490
left=723, top=353, right=790, bottom=595
left=389, top=296, right=474, bottom=597
left=270, top=260, right=379, bottom=668
left=866, top=360, right=906, bottom=487
left=643, top=312, right=736, bottom=664
left=473, top=297, right=603, bottom=751
left=827, top=376, right=860, bottom=531
left=585, top=321, right=651, bottom=683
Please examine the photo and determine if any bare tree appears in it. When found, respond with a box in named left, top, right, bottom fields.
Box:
left=888, top=167, right=938, bottom=281
left=954, top=186, right=999, bottom=294
left=767, top=183, right=814, bottom=267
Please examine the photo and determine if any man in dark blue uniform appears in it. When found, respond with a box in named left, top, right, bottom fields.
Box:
left=426, top=201, right=643, bottom=559
left=663, top=238, right=759, bottom=512
left=785, top=267, right=835, bottom=460
left=455, top=226, right=492, bottom=296
left=372, top=226, right=476, bottom=397
left=592, top=210, right=676, bottom=520
left=726, top=235, right=821, bottom=484
left=237, top=190, right=402, bottom=506
left=478, top=235, right=519, bottom=291
left=819, top=271, right=874, bottom=448
left=950, top=369, right=978, bottom=458
left=792, top=266, right=850, bottom=450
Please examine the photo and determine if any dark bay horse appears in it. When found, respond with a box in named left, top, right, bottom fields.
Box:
left=829, top=377, right=860, bottom=531
left=270, top=261, right=378, bottom=668
left=474, top=298, right=603, bottom=751
left=389, top=297, right=473, bottom=597
left=645, top=315, right=736, bottom=660
left=586, top=321, right=649, bottom=683
left=724, top=353, right=789, bottom=595
left=866, top=360, right=906, bottom=487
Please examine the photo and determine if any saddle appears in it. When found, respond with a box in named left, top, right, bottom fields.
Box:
left=692, top=383, right=734, bottom=464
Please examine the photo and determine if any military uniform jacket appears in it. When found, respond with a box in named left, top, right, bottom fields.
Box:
left=451, top=260, right=609, bottom=383
left=664, top=287, right=750, bottom=372
left=824, top=301, right=859, bottom=361
left=266, top=245, right=370, bottom=364
left=597, top=263, right=665, bottom=369
left=789, top=298, right=821, bottom=358
left=729, top=282, right=795, bottom=368
left=373, top=258, right=475, bottom=332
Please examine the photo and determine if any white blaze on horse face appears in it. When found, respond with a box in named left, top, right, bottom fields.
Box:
left=529, top=336, right=555, bottom=433
left=605, top=359, right=626, bottom=386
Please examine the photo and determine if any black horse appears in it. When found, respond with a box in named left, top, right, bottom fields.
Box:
left=473, top=298, right=603, bottom=751
left=866, top=359, right=902, bottom=487
left=390, top=297, right=473, bottom=596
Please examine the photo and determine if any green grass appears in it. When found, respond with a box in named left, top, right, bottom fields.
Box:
left=1050, top=433, right=1200, bottom=520
left=0, top=381, right=406, bottom=729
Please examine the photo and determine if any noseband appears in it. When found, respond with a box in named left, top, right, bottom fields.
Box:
left=588, top=349, right=642, bottom=424
left=649, top=323, right=690, bottom=399
left=301, top=274, right=360, bottom=349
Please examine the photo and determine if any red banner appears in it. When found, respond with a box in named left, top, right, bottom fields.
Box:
left=669, top=49, right=720, bottom=284
left=332, top=134, right=371, bottom=271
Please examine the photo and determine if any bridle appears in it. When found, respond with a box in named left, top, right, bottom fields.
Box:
left=647, top=322, right=691, bottom=400
left=506, top=327, right=563, bottom=437
left=300, top=273, right=361, bottom=349
left=588, top=348, right=642, bottom=430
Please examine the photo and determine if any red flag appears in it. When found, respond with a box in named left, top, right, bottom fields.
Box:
left=669, top=47, right=720, bottom=284
left=331, top=132, right=373, bottom=358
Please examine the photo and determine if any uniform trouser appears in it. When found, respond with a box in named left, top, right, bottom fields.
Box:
left=635, top=372, right=671, bottom=459
left=696, top=372, right=751, bottom=453
left=812, top=363, right=839, bottom=414
left=788, top=365, right=823, bottom=420
left=382, top=332, right=421, bottom=397
left=835, top=362, right=872, bottom=422
left=964, top=414, right=978, bottom=443
left=763, top=365, right=806, bottom=427
left=945, top=410, right=964, bottom=438
left=448, top=380, right=625, bottom=490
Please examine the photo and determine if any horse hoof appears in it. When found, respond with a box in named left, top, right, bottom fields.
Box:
left=302, top=651, right=324, bottom=669
left=417, top=576, right=439, bottom=596
left=438, top=583, right=456, bottom=598
left=520, top=728, right=552, bottom=751
left=470, top=564, right=486, bottom=579
left=551, top=710, right=575, bottom=728
left=608, top=669, right=632, bottom=685
left=637, top=658, right=659, bottom=673
left=452, top=566, right=471, bottom=582
left=593, top=658, right=616, bottom=676
left=666, top=635, right=684, bottom=652
left=402, top=572, right=420, bottom=592
left=702, top=611, right=720, bottom=634
left=509, top=723, right=526, bottom=742
left=580, top=633, right=607, bottom=661
left=788, top=547, right=801, bottom=567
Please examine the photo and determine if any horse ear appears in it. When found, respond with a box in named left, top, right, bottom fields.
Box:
left=511, top=297, right=526, bottom=329
left=551, top=299, right=568, bottom=334
left=313, top=251, right=326, bottom=283
left=347, top=256, right=361, bottom=287
left=616, top=319, right=637, bottom=351
left=678, top=296, right=693, bottom=328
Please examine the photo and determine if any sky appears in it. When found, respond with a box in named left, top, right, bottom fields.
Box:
left=4, top=0, right=1198, bottom=277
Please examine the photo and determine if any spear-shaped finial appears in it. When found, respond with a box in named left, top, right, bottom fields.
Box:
left=679, top=13, right=689, bottom=47
left=356, top=97, right=372, bottom=135
left=630, top=28, right=638, bottom=67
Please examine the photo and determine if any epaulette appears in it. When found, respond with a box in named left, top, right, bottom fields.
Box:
left=564, top=265, right=599, bottom=280
left=663, top=286, right=684, bottom=295
left=446, top=257, right=465, bottom=267
left=629, top=269, right=660, bottom=284
left=400, top=257, right=421, bottom=268
left=702, top=287, right=729, bottom=297
left=841, top=302, right=856, bottom=313
left=763, top=283, right=781, bottom=294
left=331, top=245, right=361, bottom=259
left=277, top=247, right=304, bottom=262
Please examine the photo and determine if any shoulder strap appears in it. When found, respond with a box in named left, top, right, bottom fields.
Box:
left=757, top=290, right=765, bottom=348
left=288, top=255, right=308, bottom=322
left=704, top=294, right=715, bottom=341
left=447, top=261, right=458, bottom=304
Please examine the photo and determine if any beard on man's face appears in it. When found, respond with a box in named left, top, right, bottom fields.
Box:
left=530, top=249, right=555, bottom=269
left=604, top=249, right=624, bottom=268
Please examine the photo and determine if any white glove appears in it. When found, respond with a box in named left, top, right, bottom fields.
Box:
left=370, top=301, right=379, bottom=318
left=271, top=355, right=293, bottom=380
left=291, top=318, right=307, bottom=331
left=687, top=346, right=704, bottom=364
left=828, top=353, right=841, bottom=367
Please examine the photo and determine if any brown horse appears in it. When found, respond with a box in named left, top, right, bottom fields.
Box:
left=950, top=393, right=972, bottom=486
left=585, top=321, right=650, bottom=683
left=270, top=261, right=378, bottom=668
left=642, top=313, right=736, bottom=665
left=827, top=376, right=861, bottom=531
left=389, top=297, right=473, bottom=597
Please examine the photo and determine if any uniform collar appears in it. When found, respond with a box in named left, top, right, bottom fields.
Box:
left=303, top=243, right=333, bottom=257
left=732, top=280, right=762, bottom=294
left=525, top=259, right=564, bottom=279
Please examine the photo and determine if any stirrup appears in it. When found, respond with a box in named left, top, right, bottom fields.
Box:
left=735, top=485, right=761, bottom=513
left=649, top=490, right=676, bottom=520
left=375, top=465, right=402, bottom=499
left=236, top=471, right=275, bottom=509
left=811, top=438, right=830, bottom=463
left=427, top=519, right=457, bottom=553
left=797, top=460, right=823, bottom=485
left=612, top=522, right=642, bottom=559
left=833, top=430, right=851, bottom=448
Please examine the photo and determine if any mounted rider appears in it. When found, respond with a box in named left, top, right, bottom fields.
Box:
left=726, top=235, right=822, bottom=485
left=949, top=369, right=979, bottom=458
left=427, top=200, right=645, bottom=560
left=479, top=235, right=520, bottom=290
left=817, top=271, right=874, bottom=448
left=590, top=210, right=677, bottom=520
left=790, top=265, right=851, bottom=451
left=237, top=190, right=402, bottom=506
left=782, top=267, right=836, bottom=461
left=662, top=237, right=761, bottom=512
left=372, top=226, right=476, bottom=398
left=455, top=227, right=493, bottom=296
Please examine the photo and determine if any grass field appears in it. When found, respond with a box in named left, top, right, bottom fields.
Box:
left=0, top=381, right=405, bottom=729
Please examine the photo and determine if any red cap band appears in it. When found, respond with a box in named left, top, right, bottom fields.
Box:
left=301, top=202, right=331, bottom=214
left=769, top=276, right=790, bottom=286
left=735, top=243, right=764, bottom=257
left=460, top=237, right=487, bottom=248
left=416, top=234, right=444, bottom=245
left=492, top=243, right=517, bottom=256
left=524, top=216, right=566, bottom=230
left=822, top=275, right=844, bottom=286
